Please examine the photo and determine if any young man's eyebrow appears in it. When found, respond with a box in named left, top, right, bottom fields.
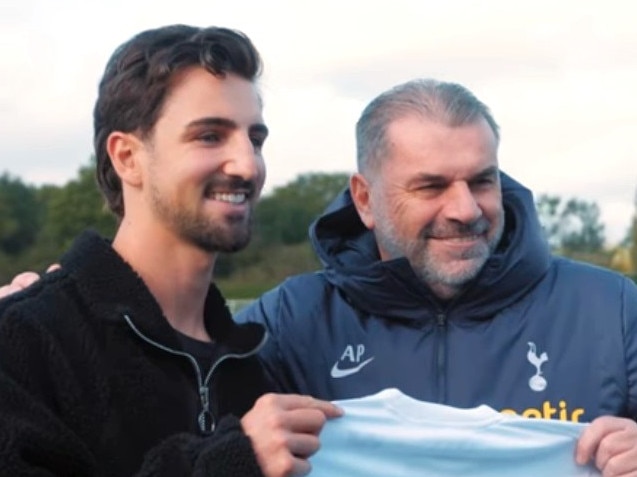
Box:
left=185, top=118, right=269, bottom=136
left=185, top=117, right=238, bottom=129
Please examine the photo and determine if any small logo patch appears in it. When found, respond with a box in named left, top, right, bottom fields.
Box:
left=330, top=344, right=374, bottom=379
left=526, top=342, right=549, bottom=392
left=330, top=357, right=375, bottom=378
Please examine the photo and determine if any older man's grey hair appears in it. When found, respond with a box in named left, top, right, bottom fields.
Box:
left=355, top=79, right=500, bottom=175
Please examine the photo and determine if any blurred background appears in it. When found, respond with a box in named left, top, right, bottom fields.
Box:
left=1, top=0, right=636, bottom=294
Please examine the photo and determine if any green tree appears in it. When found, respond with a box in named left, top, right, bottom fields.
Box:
left=38, top=160, right=117, bottom=251
left=560, top=198, right=605, bottom=253
left=0, top=161, right=118, bottom=282
left=0, top=173, right=42, bottom=255
left=535, top=194, right=605, bottom=253
left=216, top=172, right=349, bottom=281
left=255, top=172, right=350, bottom=245
left=535, top=194, right=562, bottom=250
left=629, top=188, right=637, bottom=276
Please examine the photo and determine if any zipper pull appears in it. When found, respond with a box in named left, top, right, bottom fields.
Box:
left=198, top=385, right=215, bottom=434
left=436, top=313, right=446, bottom=326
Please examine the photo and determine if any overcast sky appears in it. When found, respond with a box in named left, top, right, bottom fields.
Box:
left=1, top=0, right=636, bottom=245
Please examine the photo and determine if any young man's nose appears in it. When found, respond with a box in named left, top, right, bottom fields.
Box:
left=223, top=135, right=262, bottom=181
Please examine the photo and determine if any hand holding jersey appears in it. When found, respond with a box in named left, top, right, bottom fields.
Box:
left=309, top=389, right=600, bottom=477
left=576, top=416, right=637, bottom=476
left=241, top=394, right=343, bottom=477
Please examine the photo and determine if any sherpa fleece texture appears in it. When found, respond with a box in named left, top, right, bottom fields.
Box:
left=0, top=230, right=271, bottom=476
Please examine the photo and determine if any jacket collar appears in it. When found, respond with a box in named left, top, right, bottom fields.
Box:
left=61, top=230, right=266, bottom=353
left=309, top=172, right=551, bottom=322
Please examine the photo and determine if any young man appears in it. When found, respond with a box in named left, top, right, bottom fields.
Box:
left=237, top=79, right=637, bottom=474
left=0, top=25, right=340, bottom=477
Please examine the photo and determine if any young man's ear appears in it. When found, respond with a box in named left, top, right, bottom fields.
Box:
left=350, top=173, right=375, bottom=230
left=106, top=131, right=144, bottom=187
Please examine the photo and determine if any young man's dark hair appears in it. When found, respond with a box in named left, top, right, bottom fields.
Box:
left=94, top=25, right=262, bottom=217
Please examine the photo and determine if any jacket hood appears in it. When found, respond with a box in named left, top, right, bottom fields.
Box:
left=308, top=172, right=551, bottom=321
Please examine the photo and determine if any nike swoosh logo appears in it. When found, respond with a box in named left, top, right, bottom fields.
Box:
left=330, top=357, right=375, bottom=378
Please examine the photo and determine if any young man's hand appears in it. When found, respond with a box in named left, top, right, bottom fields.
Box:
left=241, top=393, right=343, bottom=477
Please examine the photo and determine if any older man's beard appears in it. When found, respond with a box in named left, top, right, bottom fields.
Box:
left=374, top=208, right=505, bottom=291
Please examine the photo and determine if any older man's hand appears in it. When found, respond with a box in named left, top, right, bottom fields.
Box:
left=577, top=415, right=637, bottom=476
left=0, top=264, right=59, bottom=299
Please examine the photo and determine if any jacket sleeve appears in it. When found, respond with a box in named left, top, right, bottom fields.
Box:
left=134, top=416, right=264, bottom=477
left=623, top=277, right=637, bottom=421
left=0, top=305, right=264, bottom=477
left=0, top=305, right=97, bottom=475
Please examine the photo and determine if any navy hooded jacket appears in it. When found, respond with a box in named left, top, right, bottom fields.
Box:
left=236, top=173, right=637, bottom=423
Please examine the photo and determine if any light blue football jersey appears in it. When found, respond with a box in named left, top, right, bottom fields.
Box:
left=310, top=388, right=600, bottom=476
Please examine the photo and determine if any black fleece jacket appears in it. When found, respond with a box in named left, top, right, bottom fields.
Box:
left=0, top=230, right=272, bottom=476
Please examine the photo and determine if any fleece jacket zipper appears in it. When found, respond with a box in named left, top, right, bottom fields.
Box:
left=123, top=314, right=267, bottom=434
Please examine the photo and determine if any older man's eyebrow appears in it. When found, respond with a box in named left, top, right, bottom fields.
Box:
left=471, top=166, right=499, bottom=181
left=406, top=166, right=499, bottom=187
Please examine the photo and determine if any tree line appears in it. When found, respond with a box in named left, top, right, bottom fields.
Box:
left=1, top=161, right=636, bottom=296
left=0, top=161, right=350, bottom=295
